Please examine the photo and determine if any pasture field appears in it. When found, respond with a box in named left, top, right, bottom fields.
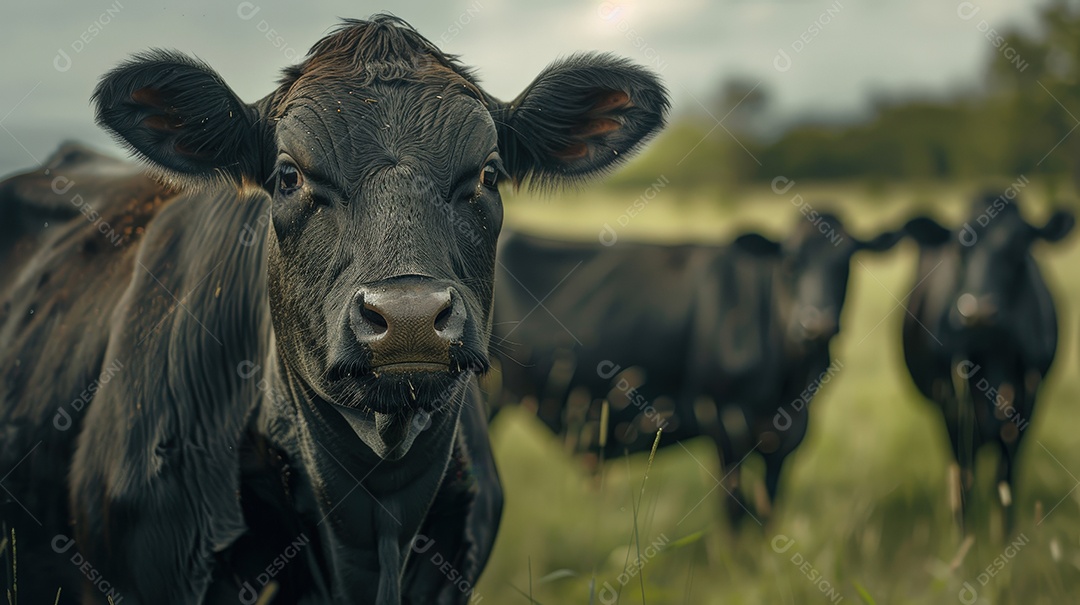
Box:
left=474, top=181, right=1080, bottom=604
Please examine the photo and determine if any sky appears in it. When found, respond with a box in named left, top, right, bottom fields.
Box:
left=0, top=0, right=1048, bottom=175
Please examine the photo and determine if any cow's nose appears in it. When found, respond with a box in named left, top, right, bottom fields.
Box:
left=798, top=307, right=838, bottom=341
left=350, top=279, right=466, bottom=366
left=956, top=292, right=997, bottom=327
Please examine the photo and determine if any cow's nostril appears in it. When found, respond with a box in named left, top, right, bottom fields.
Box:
left=351, top=291, right=391, bottom=341
left=434, top=303, right=453, bottom=332
left=360, top=304, right=388, bottom=333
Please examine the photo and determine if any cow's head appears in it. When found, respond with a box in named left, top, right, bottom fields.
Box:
left=93, top=16, right=668, bottom=458
left=905, top=194, right=1074, bottom=331
left=736, top=211, right=902, bottom=345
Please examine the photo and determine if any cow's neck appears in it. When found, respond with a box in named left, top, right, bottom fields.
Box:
left=254, top=349, right=461, bottom=600
left=263, top=348, right=458, bottom=492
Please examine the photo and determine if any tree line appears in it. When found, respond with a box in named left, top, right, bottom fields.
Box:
left=613, top=0, right=1080, bottom=193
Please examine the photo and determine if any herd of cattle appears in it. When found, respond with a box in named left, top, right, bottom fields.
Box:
left=491, top=197, right=1073, bottom=536
left=0, top=13, right=1073, bottom=605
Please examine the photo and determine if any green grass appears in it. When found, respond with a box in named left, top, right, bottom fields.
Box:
left=474, top=180, right=1080, bottom=604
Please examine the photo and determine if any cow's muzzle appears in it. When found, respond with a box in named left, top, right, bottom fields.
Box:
left=349, top=276, right=467, bottom=369
left=795, top=306, right=839, bottom=343
left=325, top=275, right=489, bottom=416
left=955, top=292, right=998, bottom=327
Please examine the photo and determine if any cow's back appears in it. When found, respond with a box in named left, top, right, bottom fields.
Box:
left=902, top=244, right=962, bottom=401
left=0, top=146, right=171, bottom=489
left=1014, top=254, right=1060, bottom=375
left=0, top=145, right=274, bottom=601
left=494, top=233, right=704, bottom=422
left=688, top=246, right=785, bottom=403
left=492, top=231, right=782, bottom=454
left=0, top=146, right=180, bottom=599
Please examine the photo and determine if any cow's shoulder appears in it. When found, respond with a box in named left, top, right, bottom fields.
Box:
left=499, top=230, right=603, bottom=267
left=0, top=143, right=175, bottom=264
left=65, top=185, right=272, bottom=584
left=713, top=241, right=775, bottom=300
left=699, top=244, right=777, bottom=369
left=1016, top=254, right=1060, bottom=372
left=0, top=142, right=142, bottom=215
left=905, top=243, right=961, bottom=325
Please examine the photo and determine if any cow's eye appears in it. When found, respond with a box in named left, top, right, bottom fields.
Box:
left=480, top=163, right=499, bottom=189
left=479, top=152, right=504, bottom=190
left=278, top=163, right=304, bottom=194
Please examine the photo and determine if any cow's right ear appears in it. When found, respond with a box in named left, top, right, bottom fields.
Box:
left=1035, top=210, right=1075, bottom=242
left=858, top=229, right=904, bottom=252
left=904, top=216, right=951, bottom=246
left=93, top=50, right=272, bottom=186
left=733, top=233, right=781, bottom=257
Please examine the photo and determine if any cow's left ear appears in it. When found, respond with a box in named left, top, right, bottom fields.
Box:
left=1035, top=210, right=1074, bottom=242
left=857, top=229, right=904, bottom=252
left=494, top=53, right=669, bottom=188
left=93, top=50, right=273, bottom=186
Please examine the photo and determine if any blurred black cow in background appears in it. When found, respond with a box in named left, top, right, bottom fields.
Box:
left=903, top=193, right=1074, bottom=534
left=490, top=212, right=902, bottom=523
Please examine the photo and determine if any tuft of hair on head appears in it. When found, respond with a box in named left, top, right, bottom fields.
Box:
left=814, top=209, right=843, bottom=227
left=270, top=14, right=481, bottom=112
left=971, top=189, right=1020, bottom=216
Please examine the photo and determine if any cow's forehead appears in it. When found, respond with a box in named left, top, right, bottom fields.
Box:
left=274, top=80, right=495, bottom=190
left=972, top=208, right=1029, bottom=247
left=982, top=218, right=1024, bottom=247
left=788, top=220, right=850, bottom=255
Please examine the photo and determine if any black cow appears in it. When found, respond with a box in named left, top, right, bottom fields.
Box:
left=0, top=16, right=667, bottom=604
left=492, top=212, right=901, bottom=522
left=903, top=193, right=1073, bottom=533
